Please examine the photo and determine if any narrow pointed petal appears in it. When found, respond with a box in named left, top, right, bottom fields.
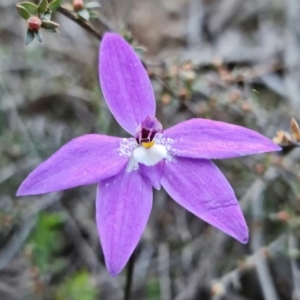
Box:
left=99, top=33, right=156, bottom=135
left=96, top=169, right=152, bottom=276
left=139, top=160, right=165, bottom=190
left=161, top=157, right=248, bottom=243
left=163, top=119, right=281, bottom=159
left=17, top=135, right=129, bottom=195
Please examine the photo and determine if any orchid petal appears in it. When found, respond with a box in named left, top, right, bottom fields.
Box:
left=163, top=118, right=281, bottom=159
left=139, top=160, right=165, bottom=190
left=161, top=157, right=248, bottom=243
left=96, top=169, right=152, bottom=276
left=17, top=135, right=128, bottom=195
left=99, top=33, right=156, bottom=135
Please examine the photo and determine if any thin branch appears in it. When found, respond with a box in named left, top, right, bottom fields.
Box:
left=57, top=6, right=111, bottom=40
left=0, top=217, right=37, bottom=272
left=289, top=234, right=300, bottom=300
left=251, top=171, right=279, bottom=300
left=56, top=5, right=180, bottom=109
left=284, top=0, right=300, bottom=109
left=212, top=235, right=287, bottom=299
left=158, top=243, right=172, bottom=300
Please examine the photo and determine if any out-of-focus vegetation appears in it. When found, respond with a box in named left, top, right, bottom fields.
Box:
left=0, top=0, right=300, bottom=299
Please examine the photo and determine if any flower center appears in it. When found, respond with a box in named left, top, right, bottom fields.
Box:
left=142, top=141, right=155, bottom=148
left=135, top=116, right=163, bottom=148
left=132, top=116, right=167, bottom=166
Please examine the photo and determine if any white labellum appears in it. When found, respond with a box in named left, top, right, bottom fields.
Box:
left=133, top=144, right=167, bottom=166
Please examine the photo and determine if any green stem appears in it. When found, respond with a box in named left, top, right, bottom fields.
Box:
left=124, top=250, right=136, bottom=300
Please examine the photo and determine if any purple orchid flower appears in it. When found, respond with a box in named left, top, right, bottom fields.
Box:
left=17, top=33, right=280, bottom=276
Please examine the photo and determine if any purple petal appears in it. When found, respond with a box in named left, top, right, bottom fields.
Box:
left=163, top=118, right=281, bottom=159
left=161, top=157, right=248, bottom=243
left=17, top=135, right=128, bottom=196
left=99, top=33, right=156, bottom=135
left=139, top=160, right=165, bottom=190
left=96, top=169, right=152, bottom=276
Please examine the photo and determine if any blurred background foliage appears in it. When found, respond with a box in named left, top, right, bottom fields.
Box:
left=1, top=0, right=300, bottom=299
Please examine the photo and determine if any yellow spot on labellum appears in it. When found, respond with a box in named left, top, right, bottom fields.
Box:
left=142, top=141, right=155, bottom=149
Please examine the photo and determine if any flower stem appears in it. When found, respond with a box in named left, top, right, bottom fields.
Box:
left=124, top=250, right=136, bottom=300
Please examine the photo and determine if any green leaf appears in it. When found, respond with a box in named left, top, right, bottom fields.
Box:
left=41, top=19, right=60, bottom=29
left=55, top=271, right=97, bottom=300
left=89, top=11, right=98, bottom=19
left=37, top=0, right=48, bottom=14
left=85, top=1, right=101, bottom=9
left=42, top=12, right=52, bottom=20
left=146, top=277, right=160, bottom=299
left=123, top=32, right=133, bottom=44
left=16, top=4, right=31, bottom=20
left=27, top=212, right=65, bottom=273
left=77, top=9, right=90, bottom=20
left=134, top=46, right=147, bottom=55
left=18, top=2, right=38, bottom=14
left=25, top=29, right=35, bottom=45
left=47, top=28, right=59, bottom=33
left=34, top=31, right=43, bottom=43
left=48, top=0, right=62, bottom=11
